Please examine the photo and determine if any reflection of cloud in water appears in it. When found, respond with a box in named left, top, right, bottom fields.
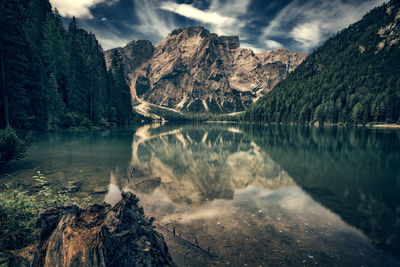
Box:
left=162, top=204, right=225, bottom=224
left=104, top=171, right=122, bottom=205
left=156, top=184, right=355, bottom=229
left=130, top=124, right=296, bottom=204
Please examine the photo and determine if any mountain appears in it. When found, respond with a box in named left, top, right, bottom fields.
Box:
left=105, top=27, right=306, bottom=115
left=242, top=0, right=400, bottom=124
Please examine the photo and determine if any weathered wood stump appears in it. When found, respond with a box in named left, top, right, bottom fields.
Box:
left=30, top=191, right=175, bottom=267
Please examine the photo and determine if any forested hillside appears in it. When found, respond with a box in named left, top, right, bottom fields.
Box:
left=0, top=0, right=135, bottom=130
left=242, top=0, right=400, bottom=124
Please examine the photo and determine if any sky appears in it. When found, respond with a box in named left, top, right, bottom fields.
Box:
left=49, top=0, right=386, bottom=52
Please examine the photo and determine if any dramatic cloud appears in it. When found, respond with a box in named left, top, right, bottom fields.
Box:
left=291, top=22, right=321, bottom=50
left=133, top=0, right=179, bottom=40
left=159, top=0, right=250, bottom=37
left=207, top=0, right=251, bottom=36
left=261, top=0, right=386, bottom=50
left=264, top=39, right=283, bottom=50
left=50, top=0, right=117, bottom=18
left=50, top=0, right=387, bottom=51
left=160, top=2, right=236, bottom=25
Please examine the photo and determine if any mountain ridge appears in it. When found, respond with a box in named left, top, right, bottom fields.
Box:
left=105, top=26, right=307, bottom=116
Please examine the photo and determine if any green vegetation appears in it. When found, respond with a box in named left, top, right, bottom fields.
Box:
left=108, top=50, right=135, bottom=126
left=0, top=171, right=89, bottom=265
left=148, top=105, right=212, bottom=121
left=0, top=0, right=136, bottom=130
left=242, top=0, right=400, bottom=124
left=144, top=103, right=242, bottom=122
left=0, top=127, right=31, bottom=165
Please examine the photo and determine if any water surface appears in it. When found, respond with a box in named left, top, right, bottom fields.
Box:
left=1, top=123, right=399, bottom=266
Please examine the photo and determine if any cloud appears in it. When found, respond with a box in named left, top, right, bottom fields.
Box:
left=241, top=43, right=265, bottom=53
left=75, top=20, right=132, bottom=50
left=264, top=39, right=283, bottom=49
left=160, top=2, right=236, bottom=25
left=129, top=0, right=251, bottom=45
left=208, top=0, right=251, bottom=37
left=261, top=0, right=386, bottom=51
left=290, top=21, right=321, bottom=50
left=158, top=0, right=250, bottom=37
left=133, top=0, right=179, bottom=40
left=76, top=17, right=135, bottom=50
left=95, top=33, right=132, bottom=50
left=50, top=0, right=118, bottom=18
left=57, top=0, right=387, bottom=52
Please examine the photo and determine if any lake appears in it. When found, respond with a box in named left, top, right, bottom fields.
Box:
left=1, top=123, right=399, bottom=266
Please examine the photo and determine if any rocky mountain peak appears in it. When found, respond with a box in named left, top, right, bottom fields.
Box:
left=105, top=27, right=307, bottom=115
left=166, top=26, right=240, bottom=48
left=169, top=26, right=208, bottom=37
left=105, top=39, right=154, bottom=75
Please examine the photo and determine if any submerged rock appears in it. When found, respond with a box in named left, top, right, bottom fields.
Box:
left=31, top=191, right=175, bottom=267
left=92, top=186, right=107, bottom=194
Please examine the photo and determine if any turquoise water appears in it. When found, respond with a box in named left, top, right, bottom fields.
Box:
left=1, top=123, right=399, bottom=266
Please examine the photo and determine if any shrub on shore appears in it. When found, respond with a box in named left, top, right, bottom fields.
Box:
left=0, top=127, right=32, bottom=165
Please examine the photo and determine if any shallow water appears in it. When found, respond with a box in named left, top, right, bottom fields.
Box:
left=1, top=123, right=399, bottom=266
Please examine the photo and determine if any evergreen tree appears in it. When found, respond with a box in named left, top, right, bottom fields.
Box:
left=1, top=0, right=137, bottom=130
left=41, top=10, right=67, bottom=128
left=108, top=50, right=133, bottom=126
left=66, top=17, right=88, bottom=116
left=24, top=0, right=52, bottom=129
left=0, top=0, right=30, bottom=129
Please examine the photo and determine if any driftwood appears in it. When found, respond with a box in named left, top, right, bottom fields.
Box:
left=27, top=191, right=175, bottom=267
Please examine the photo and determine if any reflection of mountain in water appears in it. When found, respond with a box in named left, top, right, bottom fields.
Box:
left=241, top=124, right=400, bottom=257
left=130, top=123, right=295, bottom=204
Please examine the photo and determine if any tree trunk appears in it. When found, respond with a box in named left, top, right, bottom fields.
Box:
left=90, top=70, right=93, bottom=121
left=1, top=47, right=10, bottom=127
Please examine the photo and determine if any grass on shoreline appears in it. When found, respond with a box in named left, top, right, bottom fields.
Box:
left=0, top=171, right=90, bottom=265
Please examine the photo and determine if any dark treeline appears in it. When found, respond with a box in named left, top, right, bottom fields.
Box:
left=242, top=0, right=400, bottom=124
left=0, top=0, right=135, bottom=130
